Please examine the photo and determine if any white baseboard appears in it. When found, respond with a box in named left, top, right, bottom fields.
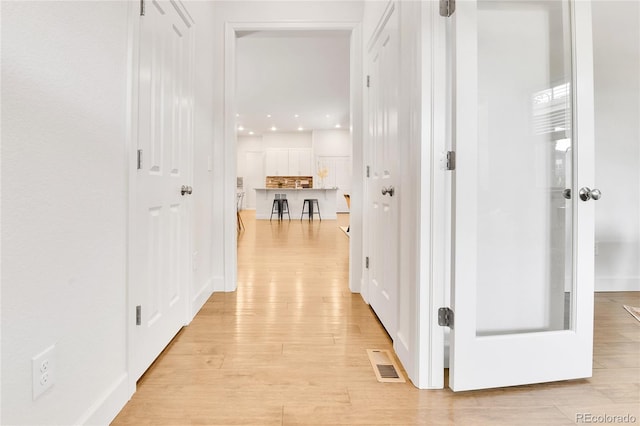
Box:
left=191, top=278, right=213, bottom=321
left=212, top=275, right=226, bottom=292
left=595, top=277, right=640, bottom=292
left=76, top=373, right=131, bottom=426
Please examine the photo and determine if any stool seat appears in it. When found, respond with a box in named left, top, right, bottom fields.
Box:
left=301, top=198, right=321, bottom=221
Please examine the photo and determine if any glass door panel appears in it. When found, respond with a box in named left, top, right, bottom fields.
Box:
left=475, top=0, right=573, bottom=336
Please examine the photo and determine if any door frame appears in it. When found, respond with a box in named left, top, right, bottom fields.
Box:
left=222, top=21, right=364, bottom=294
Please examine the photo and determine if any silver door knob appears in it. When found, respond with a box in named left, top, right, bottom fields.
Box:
left=579, top=187, right=601, bottom=202
left=381, top=186, right=395, bottom=197
left=181, top=185, right=193, bottom=196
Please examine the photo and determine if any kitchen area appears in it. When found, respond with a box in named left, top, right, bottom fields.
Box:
left=234, top=30, right=352, bottom=221
left=237, top=128, right=350, bottom=220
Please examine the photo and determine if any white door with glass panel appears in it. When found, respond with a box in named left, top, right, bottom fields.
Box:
left=447, top=0, right=598, bottom=391
left=132, top=0, right=194, bottom=381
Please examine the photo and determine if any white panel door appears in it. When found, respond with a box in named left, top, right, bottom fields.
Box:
left=367, top=4, right=399, bottom=338
left=133, top=0, right=193, bottom=380
left=448, top=0, right=596, bottom=391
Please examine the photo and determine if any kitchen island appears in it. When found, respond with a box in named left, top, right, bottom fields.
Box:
left=254, top=188, right=338, bottom=220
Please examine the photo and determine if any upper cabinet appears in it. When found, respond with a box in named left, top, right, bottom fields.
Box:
left=266, top=148, right=312, bottom=176
left=265, top=148, right=289, bottom=176
left=288, top=149, right=312, bottom=176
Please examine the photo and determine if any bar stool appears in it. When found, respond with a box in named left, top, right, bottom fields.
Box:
left=270, top=194, right=281, bottom=221
left=280, top=194, right=290, bottom=221
left=270, top=194, right=290, bottom=221
left=301, top=198, right=321, bottom=221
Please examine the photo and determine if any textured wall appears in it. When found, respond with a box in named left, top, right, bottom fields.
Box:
left=1, top=1, right=130, bottom=424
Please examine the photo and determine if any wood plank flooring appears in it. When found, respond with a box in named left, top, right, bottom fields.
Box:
left=112, top=211, right=640, bottom=425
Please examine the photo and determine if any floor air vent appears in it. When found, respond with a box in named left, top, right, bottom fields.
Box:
left=367, top=349, right=406, bottom=383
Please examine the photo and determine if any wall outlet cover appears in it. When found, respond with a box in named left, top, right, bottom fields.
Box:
left=32, top=344, right=56, bottom=400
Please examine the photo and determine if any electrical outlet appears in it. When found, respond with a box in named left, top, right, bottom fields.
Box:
left=32, top=345, right=55, bottom=400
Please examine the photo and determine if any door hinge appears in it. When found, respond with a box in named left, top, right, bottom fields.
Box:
left=140, top=0, right=145, bottom=16
left=366, top=165, right=370, bottom=178
left=136, top=305, right=142, bottom=325
left=366, top=75, right=370, bottom=88
left=137, top=149, right=143, bottom=170
left=445, top=151, right=456, bottom=171
left=439, top=0, right=455, bottom=17
left=438, top=307, right=454, bottom=328
left=365, top=257, right=370, bottom=269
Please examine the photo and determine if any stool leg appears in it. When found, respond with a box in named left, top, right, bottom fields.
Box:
left=283, top=200, right=290, bottom=221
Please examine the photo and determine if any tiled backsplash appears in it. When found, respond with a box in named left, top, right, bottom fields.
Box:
left=266, top=176, right=314, bottom=189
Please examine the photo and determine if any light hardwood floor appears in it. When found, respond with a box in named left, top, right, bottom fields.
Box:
left=112, top=211, right=640, bottom=425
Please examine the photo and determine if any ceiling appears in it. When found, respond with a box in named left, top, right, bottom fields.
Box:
left=235, top=30, right=351, bottom=136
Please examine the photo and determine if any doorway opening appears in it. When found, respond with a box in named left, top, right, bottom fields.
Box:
left=233, top=28, right=354, bottom=301
left=223, top=22, right=364, bottom=296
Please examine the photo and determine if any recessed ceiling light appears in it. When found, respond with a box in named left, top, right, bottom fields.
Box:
left=271, top=126, right=277, bottom=131
left=238, top=125, right=244, bottom=131
left=294, top=114, right=299, bottom=118
left=267, top=114, right=272, bottom=118
left=298, top=127, right=304, bottom=131
left=325, top=114, right=330, bottom=118
left=249, top=131, right=254, bottom=135
left=236, top=113, right=240, bottom=117
left=335, top=124, right=341, bottom=128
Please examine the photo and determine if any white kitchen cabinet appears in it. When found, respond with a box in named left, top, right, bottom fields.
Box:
left=288, top=149, right=312, bottom=175
left=265, top=148, right=289, bottom=176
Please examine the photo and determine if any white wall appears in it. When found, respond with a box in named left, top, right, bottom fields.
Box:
left=312, top=129, right=351, bottom=157
left=262, top=131, right=312, bottom=149
left=1, top=2, right=131, bottom=424
left=592, top=1, right=640, bottom=291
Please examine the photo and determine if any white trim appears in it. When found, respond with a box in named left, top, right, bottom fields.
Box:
left=191, top=278, right=214, bottom=320
left=595, top=278, right=640, bottom=292
left=125, top=0, right=139, bottom=398
left=422, top=0, right=447, bottom=390
left=349, top=23, right=363, bottom=294
left=223, top=22, right=238, bottom=293
left=75, top=374, right=131, bottom=426
left=366, top=1, right=395, bottom=53
left=212, top=275, right=226, bottom=293
left=223, top=20, right=364, bottom=296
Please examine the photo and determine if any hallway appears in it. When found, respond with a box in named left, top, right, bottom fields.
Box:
left=112, top=212, right=640, bottom=425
